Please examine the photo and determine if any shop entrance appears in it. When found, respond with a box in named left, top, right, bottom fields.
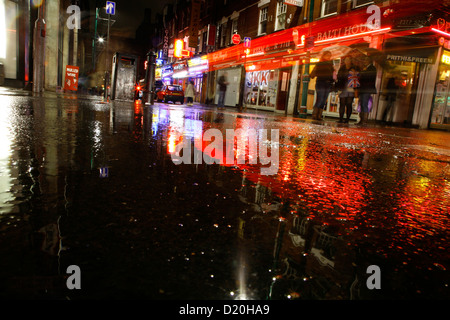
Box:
left=377, top=60, right=419, bottom=124
left=276, top=68, right=292, bottom=111
left=430, top=63, right=450, bottom=129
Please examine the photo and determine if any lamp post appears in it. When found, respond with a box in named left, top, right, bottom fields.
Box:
left=103, top=11, right=111, bottom=99
left=145, top=51, right=157, bottom=105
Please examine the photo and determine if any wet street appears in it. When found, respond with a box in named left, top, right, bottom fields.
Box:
left=0, top=89, right=449, bottom=300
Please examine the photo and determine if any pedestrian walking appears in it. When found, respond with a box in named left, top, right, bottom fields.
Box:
left=382, top=73, right=399, bottom=123
left=217, top=72, right=229, bottom=109
left=336, top=56, right=360, bottom=123
left=185, top=80, right=195, bottom=106
left=356, top=56, right=377, bottom=125
left=310, top=51, right=335, bottom=120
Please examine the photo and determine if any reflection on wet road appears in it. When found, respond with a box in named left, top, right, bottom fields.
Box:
left=0, top=94, right=448, bottom=299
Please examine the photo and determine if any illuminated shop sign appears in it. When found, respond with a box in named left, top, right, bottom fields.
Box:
left=155, top=68, right=162, bottom=80
left=188, top=56, right=209, bottom=74
left=442, top=51, right=450, bottom=65
left=386, top=54, right=434, bottom=64
left=173, top=61, right=188, bottom=71
left=173, top=61, right=189, bottom=78
left=314, top=4, right=388, bottom=44
left=161, top=66, right=173, bottom=78
left=246, top=70, right=270, bottom=88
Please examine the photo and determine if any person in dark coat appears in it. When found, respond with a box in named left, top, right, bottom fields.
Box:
left=382, top=73, right=399, bottom=123
left=217, top=72, right=229, bottom=109
left=336, top=56, right=360, bottom=123
left=357, top=56, right=377, bottom=125
left=310, top=51, right=335, bottom=120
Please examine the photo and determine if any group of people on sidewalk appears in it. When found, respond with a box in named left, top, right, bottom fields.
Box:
left=310, top=50, right=378, bottom=126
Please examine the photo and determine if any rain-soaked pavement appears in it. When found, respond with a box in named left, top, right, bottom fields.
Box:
left=0, top=88, right=449, bottom=300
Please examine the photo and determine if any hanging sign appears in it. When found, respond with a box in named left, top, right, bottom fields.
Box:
left=284, top=0, right=303, bottom=7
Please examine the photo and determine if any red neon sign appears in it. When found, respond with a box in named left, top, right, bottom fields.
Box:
left=314, top=27, right=391, bottom=45
left=431, top=28, right=450, bottom=38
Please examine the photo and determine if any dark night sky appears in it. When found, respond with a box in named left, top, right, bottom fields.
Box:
left=104, top=0, right=172, bottom=38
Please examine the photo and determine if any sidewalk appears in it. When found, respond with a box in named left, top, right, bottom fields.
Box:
left=179, top=101, right=426, bottom=131
left=1, top=85, right=446, bottom=131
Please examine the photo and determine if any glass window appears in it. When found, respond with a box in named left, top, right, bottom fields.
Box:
left=218, top=23, right=227, bottom=48
left=230, top=18, right=238, bottom=44
left=275, top=1, right=287, bottom=31
left=258, top=7, right=268, bottom=35
left=353, top=0, right=373, bottom=8
left=321, top=0, right=338, bottom=17
left=244, top=70, right=278, bottom=108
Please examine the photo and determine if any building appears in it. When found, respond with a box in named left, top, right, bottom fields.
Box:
left=0, top=0, right=32, bottom=88
left=150, top=0, right=450, bottom=130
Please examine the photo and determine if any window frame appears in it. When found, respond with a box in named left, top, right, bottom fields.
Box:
left=275, top=1, right=287, bottom=31
left=258, top=6, right=268, bottom=35
left=353, top=0, right=374, bottom=9
left=320, top=0, right=338, bottom=18
left=230, top=18, right=238, bottom=44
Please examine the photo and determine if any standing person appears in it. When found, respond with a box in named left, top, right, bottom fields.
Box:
left=382, top=73, right=399, bottom=123
left=336, top=56, right=360, bottom=123
left=357, top=56, right=377, bottom=125
left=310, top=51, right=335, bottom=120
left=185, top=80, right=195, bottom=106
left=217, top=72, right=229, bottom=109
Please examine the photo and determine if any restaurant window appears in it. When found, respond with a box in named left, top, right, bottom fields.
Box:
left=244, top=70, right=278, bottom=108
left=353, top=0, right=374, bottom=8
left=321, top=0, right=338, bottom=17
left=258, top=7, right=268, bottom=35
left=275, top=1, right=287, bottom=31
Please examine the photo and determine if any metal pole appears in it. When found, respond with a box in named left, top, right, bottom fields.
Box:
left=92, top=8, right=98, bottom=71
left=104, top=13, right=110, bottom=99
left=32, top=2, right=46, bottom=93
left=300, top=0, right=315, bottom=116
left=146, top=51, right=156, bottom=105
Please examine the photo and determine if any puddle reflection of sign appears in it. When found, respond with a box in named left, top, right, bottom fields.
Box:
left=64, top=65, right=79, bottom=91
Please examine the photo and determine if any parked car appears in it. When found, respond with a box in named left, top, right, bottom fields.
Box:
left=156, top=85, right=184, bottom=104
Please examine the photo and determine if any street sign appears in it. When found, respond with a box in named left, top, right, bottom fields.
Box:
left=106, top=1, right=115, bottom=15
left=285, top=0, right=303, bottom=7
left=244, top=37, right=251, bottom=48
left=232, top=33, right=241, bottom=45
left=64, top=65, right=79, bottom=91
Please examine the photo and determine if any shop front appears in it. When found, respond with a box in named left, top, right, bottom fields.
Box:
left=187, top=55, right=209, bottom=103
left=373, top=35, right=440, bottom=126
left=430, top=49, right=450, bottom=129
left=244, top=69, right=278, bottom=111
left=214, top=66, right=243, bottom=107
